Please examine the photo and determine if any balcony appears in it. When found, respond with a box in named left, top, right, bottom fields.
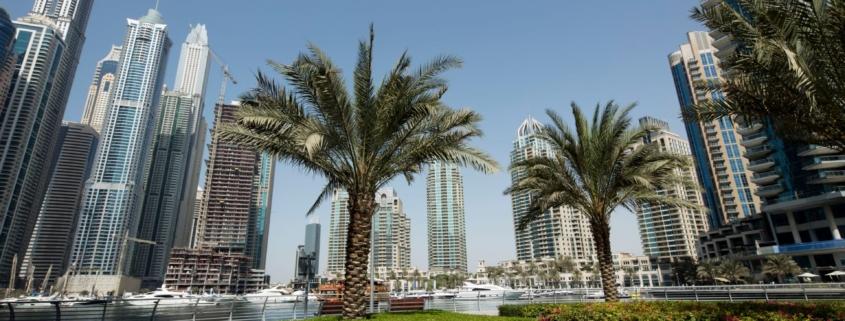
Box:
left=809, top=170, right=845, bottom=184
left=752, top=169, right=781, bottom=185
left=802, top=155, right=845, bottom=171
left=736, top=123, right=763, bottom=135
left=756, top=183, right=784, bottom=198
left=798, top=145, right=838, bottom=157
left=740, top=132, right=768, bottom=147
left=778, top=239, right=845, bottom=254
left=745, top=144, right=773, bottom=159
left=747, top=157, right=775, bottom=172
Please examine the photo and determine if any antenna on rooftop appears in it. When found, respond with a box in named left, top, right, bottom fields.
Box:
left=155, top=0, right=161, bottom=10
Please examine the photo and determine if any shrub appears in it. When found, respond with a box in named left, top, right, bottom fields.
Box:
left=499, top=301, right=845, bottom=321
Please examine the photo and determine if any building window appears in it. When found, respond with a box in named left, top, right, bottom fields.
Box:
left=814, top=228, right=833, bottom=242
left=799, top=230, right=812, bottom=243
left=777, top=232, right=795, bottom=245
left=770, top=214, right=789, bottom=227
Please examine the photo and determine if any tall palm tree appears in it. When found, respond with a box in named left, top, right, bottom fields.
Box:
left=689, top=0, right=845, bottom=151
left=220, top=28, right=497, bottom=319
left=697, top=260, right=720, bottom=285
left=506, top=102, right=693, bottom=301
left=720, top=259, right=751, bottom=284
left=763, top=255, right=801, bottom=284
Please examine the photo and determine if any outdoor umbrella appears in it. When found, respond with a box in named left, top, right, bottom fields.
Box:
left=825, top=271, right=845, bottom=281
left=797, top=272, right=819, bottom=278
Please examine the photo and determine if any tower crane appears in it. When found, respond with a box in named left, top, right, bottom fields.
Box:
left=210, top=49, right=237, bottom=105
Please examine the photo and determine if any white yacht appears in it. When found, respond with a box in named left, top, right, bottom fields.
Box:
left=124, top=285, right=196, bottom=306
left=453, top=282, right=523, bottom=300
left=291, top=290, right=320, bottom=302
left=244, top=285, right=299, bottom=303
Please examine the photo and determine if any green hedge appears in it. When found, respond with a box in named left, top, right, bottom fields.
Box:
left=498, top=301, right=845, bottom=321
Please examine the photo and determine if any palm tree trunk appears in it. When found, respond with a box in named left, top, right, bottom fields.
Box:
left=342, top=193, right=375, bottom=319
left=590, top=219, right=619, bottom=302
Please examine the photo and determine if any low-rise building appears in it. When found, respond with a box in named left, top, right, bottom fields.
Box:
left=164, top=246, right=265, bottom=294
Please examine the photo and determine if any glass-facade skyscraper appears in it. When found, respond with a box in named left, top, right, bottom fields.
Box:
left=0, top=0, right=93, bottom=287
left=0, top=8, right=15, bottom=110
left=70, top=8, right=171, bottom=276
left=669, top=31, right=761, bottom=228
left=426, top=161, right=467, bottom=273
left=133, top=24, right=211, bottom=286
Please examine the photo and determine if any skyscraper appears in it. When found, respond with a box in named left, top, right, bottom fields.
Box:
left=80, top=46, right=121, bottom=133
left=0, top=8, right=15, bottom=110
left=426, top=161, right=467, bottom=273
left=193, top=102, right=275, bottom=269
left=173, top=24, right=210, bottom=250
left=69, top=8, right=171, bottom=277
left=692, top=0, right=845, bottom=271
left=303, top=217, right=321, bottom=278
left=0, top=0, right=93, bottom=287
left=372, top=188, right=411, bottom=271
left=635, top=117, right=709, bottom=261
left=19, top=122, right=98, bottom=288
left=133, top=24, right=212, bottom=286
left=327, top=188, right=411, bottom=277
left=669, top=31, right=761, bottom=228
left=173, top=24, right=210, bottom=98
left=510, top=117, right=595, bottom=261
left=295, top=218, right=321, bottom=284
left=326, top=189, right=349, bottom=276
left=133, top=92, right=201, bottom=286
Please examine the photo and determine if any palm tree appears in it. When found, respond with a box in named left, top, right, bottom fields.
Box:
left=571, top=270, right=583, bottom=288
left=487, top=266, right=505, bottom=286
left=555, top=256, right=576, bottom=274
left=689, top=0, right=845, bottom=151
left=221, top=28, right=497, bottom=319
left=697, top=260, right=720, bottom=285
left=506, top=102, right=693, bottom=301
left=720, top=259, right=751, bottom=284
left=763, top=255, right=801, bottom=284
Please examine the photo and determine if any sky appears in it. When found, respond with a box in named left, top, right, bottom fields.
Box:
left=3, top=0, right=704, bottom=282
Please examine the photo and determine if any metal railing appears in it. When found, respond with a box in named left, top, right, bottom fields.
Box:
left=1, top=284, right=844, bottom=320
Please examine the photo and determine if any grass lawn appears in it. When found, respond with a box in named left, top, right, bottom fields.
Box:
left=311, top=310, right=534, bottom=321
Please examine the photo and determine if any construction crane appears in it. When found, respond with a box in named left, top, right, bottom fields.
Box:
left=210, top=49, right=238, bottom=105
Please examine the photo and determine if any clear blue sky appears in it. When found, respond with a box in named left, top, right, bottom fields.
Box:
left=5, top=0, right=704, bottom=282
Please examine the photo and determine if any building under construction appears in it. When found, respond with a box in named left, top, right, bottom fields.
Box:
left=163, top=246, right=264, bottom=294
left=162, top=102, right=275, bottom=293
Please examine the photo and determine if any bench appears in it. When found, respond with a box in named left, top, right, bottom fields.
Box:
left=388, top=298, right=426, bottom=312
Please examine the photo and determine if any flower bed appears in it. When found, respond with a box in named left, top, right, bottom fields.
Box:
left=498, top=301, right=845, bottom=321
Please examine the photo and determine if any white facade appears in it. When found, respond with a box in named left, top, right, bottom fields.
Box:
left=426, top=161, right=467, bottom=273
left=326, top=189, right=349, bottom=276
left=635, top=118, right=709, bottom=261
left=372, top=188, right=411, bottom=271
left=173, top=24, right=210, bottom=99
left=81, top=45, right=121, bottom=133
left=510, top=117, right=595, bottom=261
left=70, top=9, right=171, bottom=275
